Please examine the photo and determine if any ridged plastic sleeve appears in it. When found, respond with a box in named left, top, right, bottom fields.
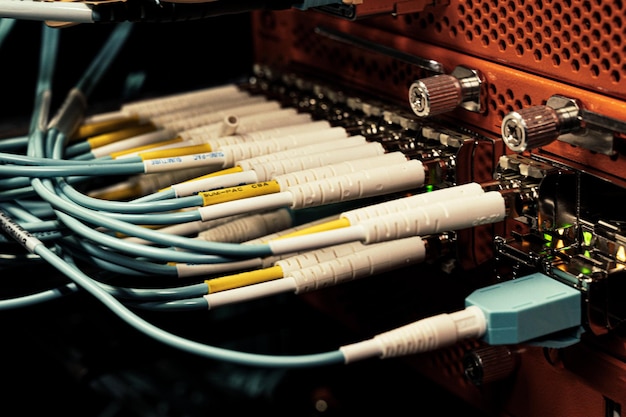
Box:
left=288, top=236, right=426, bottom=293
left=359, top=191, right=506, bottom=243
left=285, top=159, right=426, bottom=209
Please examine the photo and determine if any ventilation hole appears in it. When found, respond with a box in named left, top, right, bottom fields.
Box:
left=592, top=11, right=601, bottom=23
left=508, top=33, right=516, bottom=45
left=581, top=53, right=590, bottom=65
left=612, top=34, right=622, bottom=46
left=489, top=99, right=497, bottom=111
left=490, top=29, right=498, bottom=40
left=572, top=24, right=581, bottom=37
left=481, top=34, right=490, bottom=46
left=498, top=39, right=507, bottom=51
left=525, top=38, right=533, bottom=50
left=497, top=109, right=506, bottom=121
left=572, top=60, right=580, bottom=71
left=543, top=43, right=551, bottom=54
left=514, top=99, right=522, bottom=109
left=533, top=49, right=543, bottom=61
left=581, top=36, right=590, bottom=47
left=554, top=20, right=562, bottom=32
left=458, top=4, right=465, bottom=15
left=474, top=24, right=482, bottom=35
left=516, top=44, right=524, bottom=56
left=552, top=53, right=561, bottom=66
left=465, top=30, right=474, bottom=42
left=516, top=28, right=524, bottom=39
left=601, top=58, right=610, bottom=70
left=505, top=88, right=514, bottom=100
left=525, top=21, right=534, bottom=34
left=507, top=16, right=515, bottom=29
left=572, top=42, right=580, bottom=53
left=534, top=32, right=543, bottom=44
left=561, top=48, right=571, bottom=61
left=582, top=0, right=591, bottom=12
left=523, top=94, right=532, bottom=105
left=482, top=18, right=489, bottom=30
left=507, top=1, right=516, bottom=12
left=611, top=71, right=620, bottom=83
left=490, top=12, right=498, bottom=24
left=591, top=47, right=600, bottom=58
left=497, top=94, right=505, bottom=105
left=602, top=40, right=611, bottom=52
left=612, top=52, right=621, bottom=64
left=499, top=23, right=507, bottom=34
left=552, top=37, right=561, bottom=49
left=564, top=14, right=571, bottom=25
left=590, top=64, right=599, bottom=77
left=543, top=26, right=551, bottom=38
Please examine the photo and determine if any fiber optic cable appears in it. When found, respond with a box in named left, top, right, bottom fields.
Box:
left=276, top=181, right=487, bottom=239
left=266, top=190, right=507, bottom=256
left=141, top=235, right=430, bottom=310
left=168, top=139, right=386, bottom=198
left=0, top=209, right=347, bottom=368
left=0, top=17, right=15, bottom=48
left=86, top=112, right=320, bottom=161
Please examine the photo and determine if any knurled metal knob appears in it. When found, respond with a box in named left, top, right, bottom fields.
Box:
left=463, top=345, right=518, bottom=386
left=501, top=105, right=560, bottom=152
left=502, top=96, right=581, bottom=152
left=409, top=74, right=463, bottom=117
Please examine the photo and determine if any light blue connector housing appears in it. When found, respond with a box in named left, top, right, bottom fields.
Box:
left=465, top=272, right=582, bottom=345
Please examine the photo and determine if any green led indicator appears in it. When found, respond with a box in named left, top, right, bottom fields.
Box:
left=583, top=231, right=593, bottom=246
left=426, top=184, right=434, bottom=192
left=543, top=233, right=553, bottom=242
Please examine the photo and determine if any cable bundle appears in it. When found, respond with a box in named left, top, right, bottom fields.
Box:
left=0, top=21, right=517, bottom=368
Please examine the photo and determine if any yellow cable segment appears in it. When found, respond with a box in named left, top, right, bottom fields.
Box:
left=157, top=166, right=244, bottom=193
left=205, top=265, right=284, bottom=293
left=71, top=115, right=143, bottom=142
left=199, top=180, right=282, bottom=206
left=87, top=123, right=157, bottom=149
left=274, top=217, right=352, bottom=240
left=185, top=166, right=245, bottom=182
left=110, top=137, right=185, bottom=159
left=89, top=182, right=143, bottom=201
left=137, top=143, right=213, bottom=160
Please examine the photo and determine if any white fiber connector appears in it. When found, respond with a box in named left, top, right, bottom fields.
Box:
left=90, top=128, right=179, bottom=158
left=285, top=159, right=425, bottom=209
left=161, top=100, right=282, bottom=132
left=196, top=208, right=294, bottom=243
left=171, top=135, right=367, bottom=197
left=177, top=108, right=315, bottom=143
left=247, top=141, right=386, bottom=183
left=359, top=190, right=506, bottom=243
left=341, top=181, right=486, bottom=224
left=147, top=94, right=266, bottom=126
left=290, top=235, right=426, bottom=293
left=120, top=84, right=245, bottom=118
left=204, top=236, right=426, bottom=309
left=273, top=241, right=368, bottom=273
left=216, top=126, right=350, bottom=168
left=340, top=306, right=487, bottom=363
left=235, top=135, right=367, bottom=168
